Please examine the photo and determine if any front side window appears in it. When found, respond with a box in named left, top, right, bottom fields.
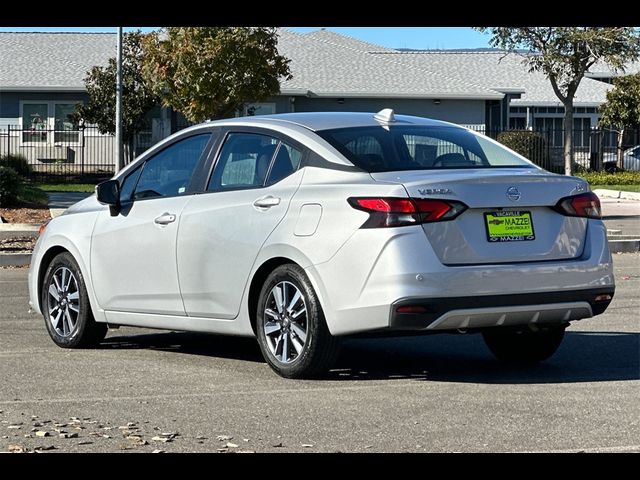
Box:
left=318, top=126, right=534, bottom=172
left=119, top=163, right=143, bottom=203
left=208, top=133, right=278, bottom=191
left=22, top=103, right=48, bottom=143
left=133, top=134, right=210, bottom=200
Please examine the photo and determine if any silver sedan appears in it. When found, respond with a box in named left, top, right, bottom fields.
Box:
left=28, top=110, right=615, bottom=378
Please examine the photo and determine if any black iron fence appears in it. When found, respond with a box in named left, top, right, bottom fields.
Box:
left=2, top=123, right=638, bottom=181
left=471, top=126, right=640, bottom=174
left=0, top=125, right=154, bottom=182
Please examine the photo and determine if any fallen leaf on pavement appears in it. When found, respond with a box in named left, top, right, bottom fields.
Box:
left=59, top=432, right=78, bottom=439
left=226, top=442, right=239, bottom=448
left=35, top=431, right=49, bottom=437
left=302, top=444, right=313, bottom=448
left=8, top=444, right=26, bottom=453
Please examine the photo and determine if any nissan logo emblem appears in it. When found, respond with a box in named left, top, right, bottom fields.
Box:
left=506, top=186, right=521, bottom=202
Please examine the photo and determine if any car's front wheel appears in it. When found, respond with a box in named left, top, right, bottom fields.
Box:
left=256, top=264, right=340, bottom=378
left=41, top=252, right=107, bottom=348
left=482, top=326, right=566, bottom=363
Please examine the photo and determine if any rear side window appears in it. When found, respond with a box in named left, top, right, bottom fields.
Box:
left=208, top=133, right=278, bottom=190
left=318, top=126, right=533, bottom=172
left=134, top=134, right=210, bottom=200
left=266, top=143, right=303, bottom=185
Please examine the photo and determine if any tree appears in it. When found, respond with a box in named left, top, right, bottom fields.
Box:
left=599, top=74, right=640, bottom=169
left=74, top=31, right=159, bottom=165
left=142, top=27, right=292, bottom=122
left=475, top=27, right=640, bottom=175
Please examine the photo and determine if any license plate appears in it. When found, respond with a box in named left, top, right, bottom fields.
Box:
left=484, top=211, right=535, bottom=242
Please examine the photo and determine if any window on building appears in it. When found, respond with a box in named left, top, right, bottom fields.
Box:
left=573, top=117, right=591, bottom=147
left=21, top=103, right=48, bottom=143
left=54, top=104, right=79, bottom=143
left=20, top=101, right=82, bottom=144
left=509, top=117, right=526, bottom=129
left=244, top=103, right=276, bottom=116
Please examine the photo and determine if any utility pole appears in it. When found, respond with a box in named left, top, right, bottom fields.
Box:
left=115, top=26, right=124, bottom=172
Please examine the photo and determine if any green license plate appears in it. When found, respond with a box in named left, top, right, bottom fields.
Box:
left=484, top=211, right=535, bottom=242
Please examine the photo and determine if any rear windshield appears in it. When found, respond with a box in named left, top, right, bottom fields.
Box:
left=317, top=125, right=534, bottom=173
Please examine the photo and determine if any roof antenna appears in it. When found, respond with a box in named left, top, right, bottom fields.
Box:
left=374, top=108, right=395, bottom=123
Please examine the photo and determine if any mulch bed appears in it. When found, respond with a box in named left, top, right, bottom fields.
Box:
left=0, top=207, right=51, bottom=224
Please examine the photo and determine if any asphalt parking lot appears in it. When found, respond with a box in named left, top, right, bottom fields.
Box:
left=1, top=254, right=638, bottom=453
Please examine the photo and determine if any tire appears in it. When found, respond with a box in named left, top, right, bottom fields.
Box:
left=41, top=252, right=107, bottom=348
left=482, top=326, right=566, bottom=363
left=256, top=264, right=340, bottom=379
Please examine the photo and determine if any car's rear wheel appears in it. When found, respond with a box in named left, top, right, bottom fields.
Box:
left=41, top=252, right=107, bottom=348
left=256, top=264, right=340, bottom=378
left=482, top=326, right=566, bottom=363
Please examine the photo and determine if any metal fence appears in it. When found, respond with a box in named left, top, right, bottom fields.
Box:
left=0, top=125, right=154, bottom=182
left=2, top=123, right=638, bottom=182
left=472, top=126, right=640, bottom=174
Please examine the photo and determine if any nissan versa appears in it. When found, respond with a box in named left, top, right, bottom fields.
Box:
left=28, top=111, right=615, bottom=378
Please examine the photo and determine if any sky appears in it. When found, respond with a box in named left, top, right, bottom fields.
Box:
left=0, top=27, right=492, bottom=50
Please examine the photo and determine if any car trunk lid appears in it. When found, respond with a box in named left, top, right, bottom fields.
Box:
left=370, top=168, right=590, bottom=265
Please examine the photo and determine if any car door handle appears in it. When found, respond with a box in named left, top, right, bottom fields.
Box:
left=253, top=196, right=281, bottom=208
left=154, top=212, right=176, bottom=225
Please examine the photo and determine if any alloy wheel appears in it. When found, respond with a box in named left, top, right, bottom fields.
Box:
left=262, top=281, right=308, bottom=364
left=46, top=266, right=80, bottom=337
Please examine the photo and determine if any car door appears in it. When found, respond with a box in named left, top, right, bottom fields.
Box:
left=177, top=130, right=305, bottom=319
left=90, top=132, right=213, bottom=315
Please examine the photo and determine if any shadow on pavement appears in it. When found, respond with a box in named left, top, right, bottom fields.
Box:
left=101, top=330, right=639, bottom=384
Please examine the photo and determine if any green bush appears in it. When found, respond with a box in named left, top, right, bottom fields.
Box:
left=0, top=154, right=31, bottom=177
left=0, top=166, right=22, bottom=207
left=497, top=130, right=550, bottom=167
left=578, top=171, right=640, bottom=186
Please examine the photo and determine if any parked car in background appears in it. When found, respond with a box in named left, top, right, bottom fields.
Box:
left=28, top=110, right=615, bottom=378
left=603, top=146, right=640, bottom=171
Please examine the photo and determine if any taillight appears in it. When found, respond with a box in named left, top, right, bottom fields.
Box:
left=348, top=197, right=467, bottom=228
left=555, top=192, right=601, bottom=219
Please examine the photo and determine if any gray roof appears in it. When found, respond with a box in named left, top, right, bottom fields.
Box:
left=276, top=29, right=503, bottom=100
left=0, top=32, right=115, bottom=90
left=586, top=59, right=640, bottom=79
left=0, top=29, right=619, bottom=107
left=373, top=50, right=612, bottom=106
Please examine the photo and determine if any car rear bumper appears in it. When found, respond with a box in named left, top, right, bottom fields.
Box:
left=309, top=219, right=615, bottom=336
left=389, top=287, right=614, bottom=331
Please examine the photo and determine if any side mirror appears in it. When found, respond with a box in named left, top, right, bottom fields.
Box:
left=96, top=180, right=121, bottom=216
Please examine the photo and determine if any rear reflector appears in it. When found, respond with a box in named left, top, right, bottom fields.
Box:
left=555, top=192, right=601, bottom=219
left=348, top=197, right=467, bottom=228
left=396, top=305, right=428, bottom=314
left=594, top=294, right=612, bottom=302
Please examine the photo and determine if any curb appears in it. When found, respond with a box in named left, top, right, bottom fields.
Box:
left=0, top=223, right=40, bottom=232
left=0, top=253, right=31, bottom=267
left=594, top=189, right=640, bottom=201
left=608, top=239, right=640, bottom=254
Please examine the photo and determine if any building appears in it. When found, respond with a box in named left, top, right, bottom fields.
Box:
left=1, top=28, right=638, bottom=174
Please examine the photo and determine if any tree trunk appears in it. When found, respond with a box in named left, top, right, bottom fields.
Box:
left=617, top=127, right=625, bottom=169
left=563, top=102, right=574, bottom=176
